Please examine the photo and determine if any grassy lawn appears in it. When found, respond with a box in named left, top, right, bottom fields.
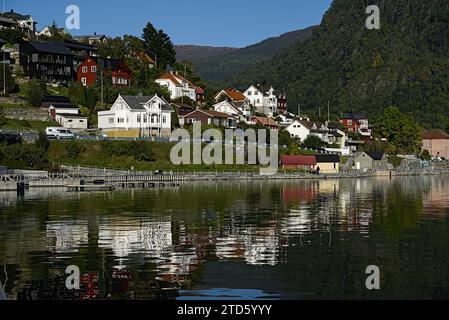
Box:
left=0, top=103, right=32, bottom=109
left=1, top=118, right=57, bottom=131
left=48, top=140, right=263, bottom=173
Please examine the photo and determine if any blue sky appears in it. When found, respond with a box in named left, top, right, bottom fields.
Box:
left=7, top=0, right=332, bottom=47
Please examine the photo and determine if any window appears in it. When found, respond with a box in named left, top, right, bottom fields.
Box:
left=68, top=120, right=73, bottom=123
left=347, top=120, right=353, bottom=126
left=188, top=119, right=196, bottom=124
left=137, top=115, right=141, bottom=123
left=81, top=77, right=87, bottom=86
left=117, top=118, right=125, bottom=123
left=162, top=116, right=166, bottom=124
left=108, top=118, right=114, bottom=124
left=143, top=115, right=147, bottom=123
left=82, top=66, right=88, bottom=73
left=91, top=66, right=97, bottom=73
left=248, top=91, right=252, bottom=96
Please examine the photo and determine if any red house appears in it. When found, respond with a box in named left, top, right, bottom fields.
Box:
left=195, top=86, right=205, bottom=104
left=339, top=113, right=372, bottom=140
left=281, top=155, right=317, bottom=170
left=77, top=57, right=132, bottom=87
left=77, top=57, right=97, bottom=87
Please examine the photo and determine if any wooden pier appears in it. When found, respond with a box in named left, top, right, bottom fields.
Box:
left=0, top=170, right=184, bottom=193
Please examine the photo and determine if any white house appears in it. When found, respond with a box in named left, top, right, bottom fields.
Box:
left=48, top=103, right=88, bottom=131
left=243, top=85, right=278, bottom=117
left=2, top=10, right=37, bottom=34
left=155, top=72, right=197, bottom=102
left=55, top=114, right=88, bottom=131
left=213, top=100, right=252, bottom=123
left=98, top=94, right=174, bottom=138
left=284, top=120, right=313, bottom=142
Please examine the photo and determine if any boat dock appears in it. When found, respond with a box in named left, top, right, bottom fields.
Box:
left=0, top=169, right=184, bottom=193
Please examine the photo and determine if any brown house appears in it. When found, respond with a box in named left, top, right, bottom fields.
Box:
left=251, top=116, right=279, bottom=130
left=423, top=129, right=449, bottom=159
left=180, top=109, right=237, bottom=128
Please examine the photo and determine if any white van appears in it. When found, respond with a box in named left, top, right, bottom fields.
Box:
left=46, top=127, right=76, bottom=140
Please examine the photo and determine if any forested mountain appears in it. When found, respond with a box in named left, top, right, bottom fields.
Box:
left=175, top=45, right=238, bottom=63
left=176, top=26, right=316, bottom=82
left=229, top=0, right=449, bottom=130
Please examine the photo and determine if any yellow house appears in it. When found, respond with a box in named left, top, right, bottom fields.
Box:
left=316, top=154, right=340, bottom=174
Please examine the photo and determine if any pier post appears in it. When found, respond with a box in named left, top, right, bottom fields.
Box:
left=0, top=280, right=7, bottom=300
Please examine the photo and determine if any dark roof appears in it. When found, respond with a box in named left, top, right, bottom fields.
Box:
left=171, top=103, right=194, bottom=110
left=27, top=41, right=72, bottom=55
left=98, top=58, right=127, bottom=72
left=2, top=10, right=31, bottom=21
left=0, top=16, right=15, bottom=25
left=366, top=151, right=385, bottom=161
left=73, top=34, right=106, bottom=40
left=49, top=103, right=78, bottom=109
left=316, top=154, right=340, bottom=163
left=121, top=95, right=173, bottom=112
left=42, top=95, right=71, bottom=103
left=63, top=40, right=98, bottom=52
left=340, top=113, right=367, bottom=121
left=423, top=129, right=449, bottom=140
left=56, top=114, right=87, bottom=119
left=281, top=155, right=317, bottom=166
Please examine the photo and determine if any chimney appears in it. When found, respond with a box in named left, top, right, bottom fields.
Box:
left=94, top=32, right=97, bottom=36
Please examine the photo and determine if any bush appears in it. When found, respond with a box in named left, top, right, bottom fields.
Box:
left=26, top=80, right=47, bottom=107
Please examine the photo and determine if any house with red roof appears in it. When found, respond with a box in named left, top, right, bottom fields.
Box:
left=250, top=116, right=279, bottom=130
left=281, top=155, right=317, bottom=170
left=214, top=89, right=248, bottom=103
left=155, top=71, right=203, bottom=103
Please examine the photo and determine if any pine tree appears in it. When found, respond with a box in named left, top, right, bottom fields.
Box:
left=142, top=22, right=176, bottom=70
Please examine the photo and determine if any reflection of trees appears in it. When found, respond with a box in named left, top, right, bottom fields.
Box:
left=3, top=177, right=449, bottom=299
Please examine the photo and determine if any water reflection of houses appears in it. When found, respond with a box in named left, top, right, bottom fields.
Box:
left=98, top=218, right=201, bottom=282
left=280, top=179, right=377, bottom=236
left=46, top=221, right=89, bottom=253
left=215, top=226, right=285, bottom=266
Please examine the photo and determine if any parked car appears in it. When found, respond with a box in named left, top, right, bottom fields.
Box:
left=46, top=127, right=75, bottom=140
left=0, top=132, right=22, bottom=145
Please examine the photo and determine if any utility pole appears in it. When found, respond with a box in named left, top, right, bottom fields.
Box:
left=2, top=0, right=5, bottom=96
left=100, top=68, right=104, bottom=108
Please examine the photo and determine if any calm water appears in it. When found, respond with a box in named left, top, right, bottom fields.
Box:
left=1, top=176, right=449, bottom=300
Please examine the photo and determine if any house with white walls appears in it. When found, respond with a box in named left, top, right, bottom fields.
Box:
left=155, top=71, right=199, bottom=102
left=1, top=10, right=37, bottom=34
left=243, top=85, right=278, bottom=117
left=213, top=100, right=252, bottom=123
left=98, top=94, right=174, bottom=138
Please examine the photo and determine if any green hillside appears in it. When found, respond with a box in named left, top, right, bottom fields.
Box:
left=179, top=27, right=316, bottom=82
left=229, top=0, right=449, bottom=130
